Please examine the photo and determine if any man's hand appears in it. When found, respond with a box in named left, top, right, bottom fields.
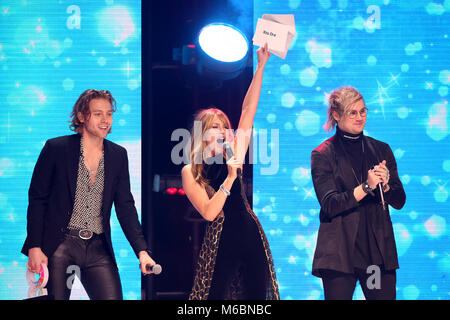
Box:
left=28, top=247, right=48, bottom=274
left=138, top=250, right=156, bottom=275
left=374, top=160, right=390, bottom=190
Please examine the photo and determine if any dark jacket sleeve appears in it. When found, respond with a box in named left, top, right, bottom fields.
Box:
left=311, top=149, right=359, bottom=220
left=25, top=140, right=55, bottom=250
left=382, top=144, right=406, bottom=210
left=113, top=148, right=148, bottom=257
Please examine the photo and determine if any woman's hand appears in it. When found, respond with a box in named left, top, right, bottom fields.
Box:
left=226, top=156, right=242, bottom=180
left=256, top=43, right=271, bottom=68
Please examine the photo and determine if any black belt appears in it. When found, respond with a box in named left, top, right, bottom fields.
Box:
left=66, top=229, right=98, bottom=240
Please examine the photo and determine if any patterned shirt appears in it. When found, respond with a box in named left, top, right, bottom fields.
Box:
left=68, top=139, right=104, bottom=234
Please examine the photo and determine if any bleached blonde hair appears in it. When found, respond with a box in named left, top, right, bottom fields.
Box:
left=324, top=86, right=364, bottom=132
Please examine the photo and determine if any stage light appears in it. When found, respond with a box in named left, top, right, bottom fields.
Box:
left=198, top=23, right=248, bottom=62
left=196, top=23, right=249, bottom=80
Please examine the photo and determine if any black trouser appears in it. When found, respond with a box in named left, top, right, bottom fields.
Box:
left=321, top=267, right=396, bottom=300
left=47, top=233, right=123, bottom=300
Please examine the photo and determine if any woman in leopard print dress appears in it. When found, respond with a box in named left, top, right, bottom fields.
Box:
left=182, top=44, right=279, bottom=300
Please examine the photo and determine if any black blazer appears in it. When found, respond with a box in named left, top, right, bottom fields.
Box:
left=311, top=134, right=406, bottom=277
left=21, top=134, right=148, bottom=265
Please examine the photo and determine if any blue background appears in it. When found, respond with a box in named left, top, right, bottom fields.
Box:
left=253, top=0, right=449, bottom=299
left=0, top=0, right=141, bottom=299
left=0, top=0, right=449, bottom=301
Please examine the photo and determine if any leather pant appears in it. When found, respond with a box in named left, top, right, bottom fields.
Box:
left=47, top=233, right=123, bottom=300
left=321, top=267, right=396, bottom=300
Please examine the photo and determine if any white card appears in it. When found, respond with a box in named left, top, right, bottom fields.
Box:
left=252, top=14, right=296, bottom=59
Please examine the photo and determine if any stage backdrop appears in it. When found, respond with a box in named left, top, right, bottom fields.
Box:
left=0, top=1, right=142, bottom=299
left=253, top=0, right=449, bottom=299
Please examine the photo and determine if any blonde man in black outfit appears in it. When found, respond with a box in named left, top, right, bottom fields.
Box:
left=311, top=86, right=406, bottom=300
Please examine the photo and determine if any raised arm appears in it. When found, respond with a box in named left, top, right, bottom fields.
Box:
left=234, top=43, right=271, bottom=163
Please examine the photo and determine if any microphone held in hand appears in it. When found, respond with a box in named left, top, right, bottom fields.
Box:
left=222, top=142, right=242, bottom=177
left=370, top=165, right=386, bottom=211
left=145, top=263, right=162, bottom=275
left=222, top=141, right=234, bottom=159
left=378, top=183, right=386, bottom=211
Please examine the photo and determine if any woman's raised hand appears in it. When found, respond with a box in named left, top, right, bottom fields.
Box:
left=257, top=43, right=271, bottom=68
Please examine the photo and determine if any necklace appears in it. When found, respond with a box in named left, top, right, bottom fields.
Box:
left=343, top=134, right=360, bottom=140
left=81, top=136, right=103, bottom=176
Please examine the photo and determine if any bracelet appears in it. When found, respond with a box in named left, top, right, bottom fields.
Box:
left=362, top=181, right=375, bottom=196
left=219, top=184, right=230, bottom=196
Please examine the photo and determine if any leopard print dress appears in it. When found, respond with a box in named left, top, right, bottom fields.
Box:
left=189, top=161, right=279, bottom=300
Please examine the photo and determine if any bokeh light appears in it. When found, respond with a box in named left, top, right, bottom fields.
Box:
left=0, top=0, right=142, bottom=300
left=254, top=0, right=450, bottom=300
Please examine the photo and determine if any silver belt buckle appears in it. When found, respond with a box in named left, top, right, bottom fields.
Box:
left=79, top=229, right=93, bottom=240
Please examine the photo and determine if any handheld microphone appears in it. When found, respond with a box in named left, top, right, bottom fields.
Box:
left=145, top=264, right=162, bottom=275
left=222, top=141, right=233, bottom=158
left=378, top=183, right=386, bottom=211
left=370, top=165, right=386, bottom=211
left=222, top=142, right=242, bottom=177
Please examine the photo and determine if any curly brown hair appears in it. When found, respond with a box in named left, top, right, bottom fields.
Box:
left=69, top=89, right=117, bottom=133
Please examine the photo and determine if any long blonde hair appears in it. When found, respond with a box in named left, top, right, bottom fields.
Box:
left=190, top=108, right=232, bottom=186
left=324, top=86, right=364, bottom=132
